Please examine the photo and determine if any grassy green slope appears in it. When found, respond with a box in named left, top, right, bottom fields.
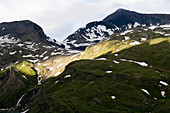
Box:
left=79, top=40, right=137, bottom=59
left=12, top=60, right=37, bottom=76
left=20, top=37, right=170, bottom=113
left=101, top=38, right=170, bottom=71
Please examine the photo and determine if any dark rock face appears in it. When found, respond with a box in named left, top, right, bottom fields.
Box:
left=0, top=68, right=37, bottom=108
left=0, top=20, right=65, bottom=48
left=103, top=8, right=170, bottom=27
left=64, top=8, right=170, bottom=50
left=0, top=20, right=49, bottom=44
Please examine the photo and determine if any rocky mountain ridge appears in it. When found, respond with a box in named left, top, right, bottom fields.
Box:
left=0, top=20, right=80, bottom=70
left=64, top=8, right=170, bottom=50
left=0, top=20, right=65, bottom=47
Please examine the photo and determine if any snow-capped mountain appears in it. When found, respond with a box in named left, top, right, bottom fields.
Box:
left=0, top=20, right=65, bottom=47
left=64, top=8, right=170, bottom=50
left=0, top=9, right=170, bottom=113
left=0, top=20, right=78, bottom=70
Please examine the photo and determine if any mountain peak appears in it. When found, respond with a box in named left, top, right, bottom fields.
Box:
left=0, top=20, right=49, bottom=44
left=1, top=20, right=35, bottom=25
left=115, top=8, right=128, bottom=12
left=114, top=8, right=136, bottom=14
left=64, top=9, right=170, bottom=50
left=103, top=9, right=135, bottom=22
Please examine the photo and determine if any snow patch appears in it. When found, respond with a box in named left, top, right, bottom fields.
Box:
left=22, top=54, right=35, bottom=58
left=154, top=31, right=165, bottom=35
left=55, top=80, right=59, bottom=84
left=124, top=36, right=130, bottom=40
left=111, top=96, right=116, bottom=99
left=68, top=50, right=81, bottom=53
left=141, top=38, right=147, bottom=41
left=43, top=56, right=49, bottom=60
left=42, top=45, right=53, bottom=49
left=105, top=71, right=112, bottom=73
left=113, top=60, right=120, bottom=64
left=51, top=52, right=64, bottom=56
left=2, top=27, right=5, bottom=31
left=96, top=25, right=114, bottom=35
left=17, top=43, right=24, bottom=47
left=73, top=43, right=91, bottom=47
left=154, top=97, right=157, bottom=100
left=96, top=58, right=107, bottom=60
left=0, top=35, right=20, bottom=44
left=161, top=91, right=166, bottom=97
left=114, top=54, right=118, bottom=56
left=133, top=22, right=140, bottom=28
left=35, top=68, right=39, bottom=72
left=40, top=51, right=47, bottom=58
left=9, top=51, right=17, bottom=55
left=120, top=30, right=133, bottom=35
left=165, top=34, right=170, bottom=36
left=160, top=81, right=169, bottom=86
left=22, top=75, right=27, bottom=80
left=143, top=28, right=148, bottom=31
left=128, top=23, right=132, bottom=29
left=160, top=24, right=170, bottom=28
left=64, top=75, right=71, bottom=78
left=24, top=41, right=32, bottom=44
left=129, top=41, right=140, bottom=45
left=82, top=25, right=114, bottom=43
left=149, top=26, right=157, bottom=30
left=27, top=59, right=39, bottom=63
left=49, top=67, right=53, bottom=71
left=120, top=59, right=148, bottom=67
left=141, top=89, right=150, bottom=95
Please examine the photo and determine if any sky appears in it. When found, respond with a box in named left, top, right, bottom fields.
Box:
left=0, top=0, right=169, bottom=41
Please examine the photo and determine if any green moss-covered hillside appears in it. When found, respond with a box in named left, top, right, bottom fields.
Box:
left=15, top=37, right=170, bottom=113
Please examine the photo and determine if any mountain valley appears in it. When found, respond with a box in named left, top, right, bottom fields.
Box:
left=0, top=9, right=170, bottom=113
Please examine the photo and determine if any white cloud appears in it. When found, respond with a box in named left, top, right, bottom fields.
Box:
left=0, top=0, right=169, bottom=41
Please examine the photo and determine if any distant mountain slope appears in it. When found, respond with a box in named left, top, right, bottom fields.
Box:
left=0, top=20, right=64, bottom=47
left=64, top=8, right=170, bottom=50
left=0, top=20, right=72, bottom=70
left=0, top=21, right=170, bottom=112
left=11, top=37, right=170, bottom=113
left=34, top=25, right=170, bottom=78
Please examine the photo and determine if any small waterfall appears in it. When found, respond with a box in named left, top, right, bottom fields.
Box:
left=0, top=107, right=14, bottom=111
left=16, top=94, right=25, bottom=107
left=0, top=108, right=9, bottom=111
left=37, top=75, right=42, bottom=85
left=21, top=108, right=30, bottom=113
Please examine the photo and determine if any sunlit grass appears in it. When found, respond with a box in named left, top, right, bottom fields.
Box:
left=12, top=60, right=36, bottom=76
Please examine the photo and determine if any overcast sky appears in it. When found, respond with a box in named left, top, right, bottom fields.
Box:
left=0, top=0, right=169, bottom=41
